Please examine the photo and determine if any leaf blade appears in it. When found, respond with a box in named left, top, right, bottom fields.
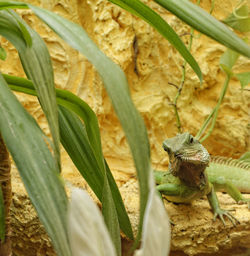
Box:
left=0, top=9, right=60, bottom=170
left=28, top=4, right=151, bottom=244
left=0, top=74, right=71, bottom=256
left=58, top=105, right=133, bottom=240
left=4, top=74, right=134, bottom=240
left=154, top=0, right=250, bottom=58
left=68, top=188, right=116, bottom=256
left=102, top=174, right=121, bottom=256
left=135, top=174, right=171, bottom=256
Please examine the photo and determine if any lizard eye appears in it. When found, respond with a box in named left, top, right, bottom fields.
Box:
left=164, top=147, right=170, bottom=153
left=190, top=137, right=194, bottom=143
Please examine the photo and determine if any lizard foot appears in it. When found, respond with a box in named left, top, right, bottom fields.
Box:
left=213, top=208, right=240, bottom=226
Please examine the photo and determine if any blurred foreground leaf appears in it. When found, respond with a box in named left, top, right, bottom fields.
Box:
left=0, top=74, right=71, bottom=256
left=68, top=188, right=116, bottom=256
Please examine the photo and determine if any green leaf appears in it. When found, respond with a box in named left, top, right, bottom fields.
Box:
left=223, top=4, right=250, bottom=32
left=0, top=186, right=5, bottom=243
left=154, top=0, right=250, bottom=58
left=15, top=15, right=32, bottom=47
left=219, top=48, right=239, bottom=75
left=0, top=1, right=27, bottom=9
left=0, top=46, right=6, bottom=60
left=58, top=105, right=133, bottom=241
left=102, top=174, right=121, bottom=256
left=58, top=106, right=104, bottom=196
left=4, top=74, right=134, bottom=240
left=0, top=74, right=71, bottom=256
left=0, top=9, right=60, bottom=170
left=108, top=0, right=202, bottom=82
left=28, top=4, right=151, bottom=245
left=235, top=72, right=250, bottom=89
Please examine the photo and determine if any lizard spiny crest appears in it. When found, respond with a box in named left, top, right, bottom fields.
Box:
left=211, top=156, right=250, bottom=170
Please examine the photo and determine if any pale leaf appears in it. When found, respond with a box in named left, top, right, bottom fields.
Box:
left=135, top=173, right=171, bottom=256
left=68, top=188, right=116, bottom=256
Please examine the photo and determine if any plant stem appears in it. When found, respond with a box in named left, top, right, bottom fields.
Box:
left=172, top=0, right=201, bottom=133
left=0, top=134, right=12, bottom=256
left=172, top=29, right=193, bottom=133
left=196, top=74, right=231, bottom=142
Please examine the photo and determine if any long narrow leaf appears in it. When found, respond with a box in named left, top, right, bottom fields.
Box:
left=0, top=1, right=27, bottom=9
left=58, top=106, right=133, bottom=240
left=102, top=174, right=121, bottom=256
left=0, top=74, right=71, bottom=256
left=61, top=105, right=122, bottom=252
left=0, top=9, right=60, bottom=170
left=135, top=174, right=170, bottom=256
left=58, top=106, right=103, bottom=197
left=68, top=188, right=116, bottom=256
left=25, top=5, right=151, bottom=244
left=154, top=0, right=250, bottom=58
left=4, top=74, right=134, bottom=240
left=108, top=0, right=202, bottom=82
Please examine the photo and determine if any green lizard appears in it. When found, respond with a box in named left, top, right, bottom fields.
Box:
left=154, top=132, right=250, bottom=225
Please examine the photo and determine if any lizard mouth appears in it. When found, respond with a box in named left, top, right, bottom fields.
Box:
left=175, top=150, right=210, bottom=165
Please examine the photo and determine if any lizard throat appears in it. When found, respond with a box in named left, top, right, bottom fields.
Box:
left=170, top=158, right=208, bottom=188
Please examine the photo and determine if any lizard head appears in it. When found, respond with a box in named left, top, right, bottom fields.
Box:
left=163, top=132, right=210, bottom=188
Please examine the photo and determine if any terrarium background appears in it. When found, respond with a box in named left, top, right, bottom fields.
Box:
left=0, top=0, right=249, bottom=255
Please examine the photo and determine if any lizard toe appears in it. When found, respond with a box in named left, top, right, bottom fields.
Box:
left=213, top=209, right=240, bottom=226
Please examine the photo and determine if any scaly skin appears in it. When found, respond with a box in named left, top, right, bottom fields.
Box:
left=154, top=132, right=250, bottom=225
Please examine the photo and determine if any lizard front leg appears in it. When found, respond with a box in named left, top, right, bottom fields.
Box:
left=156, top=183, right=190, bottom=225
left=207, top=184, right=239, bottom=226
left=212, top=178, right=250, bottom=208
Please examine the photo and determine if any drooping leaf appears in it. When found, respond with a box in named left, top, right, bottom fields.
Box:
left=0, top=9, right=60, bottom=170
left=134, top=174, right=171, bottom=256
left=14, top=15, right=32, bottom=47
left=4, top=74, right=134, bottom=240
left=28, top=4, right=151, bottom=244
left=108, top=0, right=202, bottom=82
left=58, top=106, right=132, bottom=241
left=68, top=188, right=116, bottom=256
left=0, top=74, right=71, bottom=256
left=223, top=4, right=250, bottom=32
left=153, top=0, right=250, bottom=58
left=235, top=72, right=250, bottom=89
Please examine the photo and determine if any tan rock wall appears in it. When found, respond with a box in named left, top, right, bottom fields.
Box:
left=1, top=0, right=249, bottom=170
left=0, top=0, right=250, bottom=255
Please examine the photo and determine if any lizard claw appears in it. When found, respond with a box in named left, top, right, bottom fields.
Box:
left=213, top=208, right=240, bottom=226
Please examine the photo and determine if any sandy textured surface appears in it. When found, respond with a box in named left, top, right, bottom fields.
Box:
left=0, top=0, right=249, bottom=255
left=10, top=158, right=250, bottom=256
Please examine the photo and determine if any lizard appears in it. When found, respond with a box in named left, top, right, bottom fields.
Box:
left=154, top=132, right=250, bottom=225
